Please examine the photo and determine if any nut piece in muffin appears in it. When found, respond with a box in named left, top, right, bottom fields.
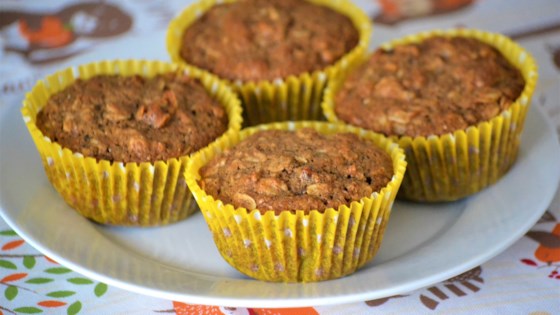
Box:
left=36, top=72, right=228, bottom=163
left=334, top=36, right=525, bottom=137
left=180, top=0, right=359, bottom=82
left=199, top=128, right=393, bottom=213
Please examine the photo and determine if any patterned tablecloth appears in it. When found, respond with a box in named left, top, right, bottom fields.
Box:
left=1, top=0, right=559, bottom=314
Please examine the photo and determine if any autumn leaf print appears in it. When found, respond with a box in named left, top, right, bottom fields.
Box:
left=1, top=272, right=27, bottom=282
left=37, top=300, right=67, bottom=307
left=1, top=240, right=25, bottom=251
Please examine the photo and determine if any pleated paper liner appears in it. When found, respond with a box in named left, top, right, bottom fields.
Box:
left=322, top=29, right=538, bottom=202
left=185, top=121, right=406, bottom=282
left=166, top=0, right=372, bottom=127
left=21, top=60, right=243, bottom=226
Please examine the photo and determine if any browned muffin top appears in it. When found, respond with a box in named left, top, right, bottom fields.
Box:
left=180, top=0, right=359, bottom=82
left=199, top=128, right=393, bottom=213
left=36, top=73, right=228, bottom=163
left=335, top=36, right=525, bottom=137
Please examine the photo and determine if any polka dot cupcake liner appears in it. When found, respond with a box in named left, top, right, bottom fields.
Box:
left=322, top=29, right=538, bottom=201
left=166, top=0, right=372, bottom=127
left=21, top=60, right=243, bottom=226
left=185, top=121, right=406, bottom=282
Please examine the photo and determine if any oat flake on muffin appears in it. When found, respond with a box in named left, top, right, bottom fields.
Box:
left=180, top=0, right=360, bottom=82
left=199, top=128, right=393, bottom=213
left=334, top=36, right=525, bottom=138
left=36, top=73, right=228, bottom=163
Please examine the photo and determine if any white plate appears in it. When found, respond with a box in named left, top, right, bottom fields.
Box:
left=2, top=28, right=560, bottom=305
left=1, top=100, right=559, bottom=308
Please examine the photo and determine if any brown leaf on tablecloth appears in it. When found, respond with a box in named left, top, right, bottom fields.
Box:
left=526, top=231, right=560, bottom=248
left=365, top=294, right=407, bottom=306
left=419, top=266, right=484, bottom=310
left=537, top=211, right=557, bottom=224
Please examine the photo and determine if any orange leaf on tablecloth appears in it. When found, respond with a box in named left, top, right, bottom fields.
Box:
left=38, top=300, right=67, bottom=307
left=44, top=256, right=58, bottom=264
left=1, top=239, right=25, bottom=251
left=172, top=302, right=222, bottom=315
left=252, top=307, right=319, bottom=315
left=1, top=272, right=27, bottom=282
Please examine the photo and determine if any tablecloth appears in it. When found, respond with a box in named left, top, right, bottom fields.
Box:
left=1, top=0, right=559, bottom=314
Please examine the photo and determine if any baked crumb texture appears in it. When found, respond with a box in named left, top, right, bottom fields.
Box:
left=335, top=36, right=525, bottom=138
left=180, top=0, right=358, bottom=82
left=37, top=73, right=228, bottom=163
left=186, top=121, right=407, bottom=282
left=199, top=129, right=392, bottom=213
left=167, top=0, right=371, bottom=126
left=22, top=60, right=242, bottom=226
left=324, top=29, right=538, bottom=201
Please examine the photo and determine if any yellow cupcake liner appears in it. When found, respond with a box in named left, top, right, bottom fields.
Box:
left=323, top=28, right=538, bottom=202
left=186, top=121, right=406, bottom=282
left=166, top=0, right=372, bottom=126
left=21, top=60, right=243, bottom=226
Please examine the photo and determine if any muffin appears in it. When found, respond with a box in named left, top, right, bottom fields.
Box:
left=22, top=60, right=242, bottom=226
left=167, top=0, right=371, bottom=126
left=185, top=121, right=406, bottom=282
left=323, top=29, right=538, bottom=201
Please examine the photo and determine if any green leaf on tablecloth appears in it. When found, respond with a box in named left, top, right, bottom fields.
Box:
left=94, top=282, right=107, bottom=297
left=26, top=277, right=54, bottom=284
left=67, top=301, right=82, bottom=315
left=46, top=290, right=76, bottom=298
left=24, top=256, right=36, bottom=269
left=0, top=259, right=17, bottom=269
left=0, top=230, right=17, bottom=236
left=5, top=285, right=18, bottom=301
left=67, top=277, right=94, bottom=285
left=45, top=267, right=72, bottom=274
left=13, top=306, right=42, bottom=313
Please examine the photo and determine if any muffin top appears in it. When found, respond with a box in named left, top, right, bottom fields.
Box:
left=36, top=73, right=228, bottom=163
left=334, top=36, right=525, bottom=137
left=199, top=128, right=393, bottom=213
left=180, top=0, right=359, bottom=82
